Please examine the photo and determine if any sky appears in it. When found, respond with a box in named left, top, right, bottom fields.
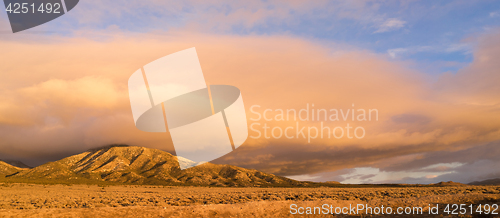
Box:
left=0, top=0, right=499, bottom=184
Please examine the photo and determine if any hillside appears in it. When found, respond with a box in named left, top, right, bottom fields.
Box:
left=469, top=178, right=500, bottom=186
left=432, top=181, right=466, bottom=186
left=0, top=161, right=23, bottom=176
left=0, top=160, right=31, bottom=168
left=0, top=145, right=312, bottom=187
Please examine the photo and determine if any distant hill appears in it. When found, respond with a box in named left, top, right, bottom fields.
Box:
left=0, top=145, right=316, bottom=187
left=432, top=181, right=466, bottom=186
left=0, top=161, right=23, bottom=176
left=469, top=178, right=500, bottom=186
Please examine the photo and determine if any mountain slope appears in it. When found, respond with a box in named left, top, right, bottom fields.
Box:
left=469, top=178, right=500, bottom=185
left=432, top=181, right=466, bottom=186
left=4, top=145, right=312, bottom=187
left=0, top=160, right=31, bottom=168
left=0, top=161, right=24, bottom=177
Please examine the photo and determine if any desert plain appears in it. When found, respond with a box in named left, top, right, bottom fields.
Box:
left=0, top=183, right=498, bottom=217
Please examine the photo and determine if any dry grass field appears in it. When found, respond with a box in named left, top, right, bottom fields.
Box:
left=0, top=183, right=498, bottom=217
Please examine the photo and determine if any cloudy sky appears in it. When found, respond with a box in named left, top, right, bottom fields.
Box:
left=0, top=0, right=499, bottom=184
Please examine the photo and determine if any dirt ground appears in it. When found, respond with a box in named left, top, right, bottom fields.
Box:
left=0, top=183, right=498, bottom=217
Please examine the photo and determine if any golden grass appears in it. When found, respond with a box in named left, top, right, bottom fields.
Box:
left=0, top=183, right=498, bottom=217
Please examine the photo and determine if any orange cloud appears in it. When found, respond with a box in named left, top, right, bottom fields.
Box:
left=0, top=29, right=498, bottom=175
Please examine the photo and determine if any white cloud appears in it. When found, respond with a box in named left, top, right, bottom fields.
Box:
left=387, top=46, right=433, bottom=58
left=286, top=174, right=321, bottom=181
left=374, top=18, right=406, bottom=33
left=490, top=11, right=500, bottom=18
left=387, top=44, right=471, bottom=59
left=323, top=163, right=463, bottom=184
left=445, top=43, right=472, bottom=53
left=387, top=48, right=407, bottom=58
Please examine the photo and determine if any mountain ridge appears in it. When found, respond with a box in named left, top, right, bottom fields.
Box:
left=0, top=160, right=23, bottom=176
left=469, top=178, right=500, bottom=186
left=1, top=145, right=487, bottom=187
left=0, top=145, right=314, bottom=187
left=0, top=159, right=31, bottom=169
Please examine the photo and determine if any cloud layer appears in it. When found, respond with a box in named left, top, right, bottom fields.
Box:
left=0, top=27, right=499, bottom=183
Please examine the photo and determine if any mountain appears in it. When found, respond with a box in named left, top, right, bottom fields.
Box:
left=469, top=178, right=500, bottom=186
left=0, top=145, right=313, bottom=187
left=0, top=161, right=24, bottom=176
left=0, top=160, right=31, bottom=168
left=432, top=181, right=466, bottom=186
